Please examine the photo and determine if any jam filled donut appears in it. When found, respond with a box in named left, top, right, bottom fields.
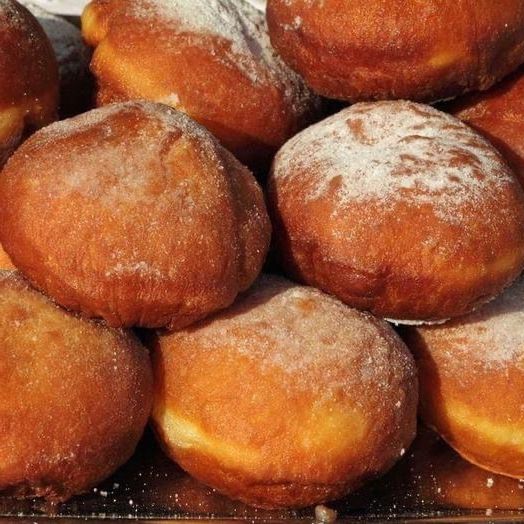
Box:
left=447, top=68, right=524, bottom=186
left=151, top=275, right=418, bottom=509
left=0, top=101, right=271, bottom=330
left=266, top=0, right=524, bottom=103
left=81, top=0, right=320, bottom=170
left=0, top=271, right=152, bottom=502
left=403, top=277, right=524, bottom=479
left=0, top=0, right=58, bottom=166
left=19, top=1, right=92, bottom=117
left=268, top=101, right=524, bottom=323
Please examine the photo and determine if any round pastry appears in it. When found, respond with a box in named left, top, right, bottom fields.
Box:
left=403, top=277, right=524, bottom=479
left=0, top=101, right=271, bottom=330
left=446, top=68, right=524, bottom=186
left=151, top=275, right=418, bottom=509
left=0, top=271, right=153, bottom=502
left=267, top=100, right=524, bottom=323
left=18, top=1, right=92, bottom=117
left=266, top=0, right=524, bottom=103
left=0, top=0, right=58, bottom=166
left=81, top=0, right=320, bottom=170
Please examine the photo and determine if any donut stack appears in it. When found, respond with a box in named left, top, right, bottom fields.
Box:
left=1, top=0, right=524, bottom=512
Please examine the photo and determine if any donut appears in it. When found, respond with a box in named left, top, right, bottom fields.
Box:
left=446, top=68, right=524, bottom=187
left=150, top=275, right=418, bottom=509
left=266, top=0, right=524, bottom=103
left=402, top=277, right=524, bottom=479
left=108, top=432, right=293, bottom=519
left=0, top=271, right=152, bottom=502
left=0, top=0, right=58, bottom=166
left=18, top=1, right=92, bottom=117
left=0, top=101, right=271, bottom=330
left=81, top=0, right=320, bottom=170
left=267, top=100, right=524, bottom=323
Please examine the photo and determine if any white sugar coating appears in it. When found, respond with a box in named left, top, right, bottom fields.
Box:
left=127, top=0, right=315, bottom=111
left=272, top=101, right=515, bottom=224
left=10, top=101, right=228, bottom=280
left=18, top=1, right=89, bottom=78
left=415, top=277, right=524, bottom=368
left=173, top=275, right=416, bottom=400
left=34, top=100, right=212, bottom=146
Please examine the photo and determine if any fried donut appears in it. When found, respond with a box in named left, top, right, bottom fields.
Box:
left=0, top=101, right=271, bottom=330
left=19, top=1, right=92, bottom=117
left=266, top=0, right=524, bottom=103
left=0, top=0, right=58, bottom=166
left=81, top=0, right=320, bottom=170
left=403, top=277, right=524, bottom=479
left=446, top=68, right=524, bottom=186
left=151, top=275, right=418, bottom=509
left=268, top=101, right=524, bottom=323
left=0, top=271, right=152, bottom=502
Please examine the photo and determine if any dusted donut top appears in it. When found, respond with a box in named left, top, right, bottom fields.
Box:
left=154, top=275, right=417, bottom=486
left=82, top=0, right=320, bottom=166
left=0, top=101, right=271, bottom=329
left=412, top=278, right=524, bottom=377
left=269, top=100, right=524, bottom=321
left=403, top=277, right=524, bottom=478
left=273, top=101, right=514, bottom=224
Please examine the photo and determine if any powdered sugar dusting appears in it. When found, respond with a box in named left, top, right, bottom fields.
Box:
left=9, top=101, right=222, bottom=281
left=272, top=101, right=514, bottom=223
left=414, top=277, right=524, bottom=368
left=127, top=0, right=315, bottom=113
left=172, top=275, right=416, bottom=401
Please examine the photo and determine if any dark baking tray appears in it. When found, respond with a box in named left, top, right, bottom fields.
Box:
left=2, top=425, right=524, bottom=522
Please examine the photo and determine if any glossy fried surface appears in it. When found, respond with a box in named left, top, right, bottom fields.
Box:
left=267, top=0, right=524, bottom=103
left=268, top=101, right=524, bottom=322
left=447, top=68, right=524, bottom=186
left=82, top=0, right=320, bottom=170
left=151, top=275, right=417, bottom=509
left=0, top=271, right=153, bottom=502
left=403, top=277, right=524, bottom=479
left=0, top=101, right=271, bottom=329
left=0, top=0, right=58, bottom=165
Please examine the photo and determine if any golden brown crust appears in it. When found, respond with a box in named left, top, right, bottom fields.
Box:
left=0, top=0, right=58, bottom=165
left=0, top=271, right=153, bottom=501
left=0, top=101, right=271, bottom=330
left=268, top=101, right=524, bottom=322
left=446, top=68, right=524, bottom=187
left=267, top=0, right=524, bottom=103
left=81, top=0, right=320, bottom=170
left=402, top=277, right=524, bottom=479
left=151, top=275, right=418, bottom=509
